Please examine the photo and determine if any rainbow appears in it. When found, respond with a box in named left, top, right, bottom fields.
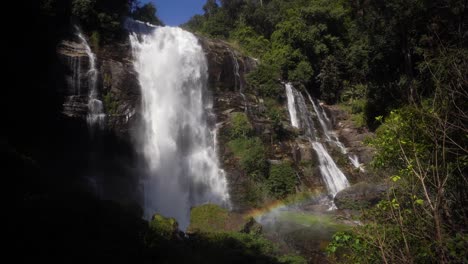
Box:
left=245, top=191, right=325, bottom=219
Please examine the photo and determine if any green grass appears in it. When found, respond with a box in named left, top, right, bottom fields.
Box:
left=278, top=212, right=350, bottom=232
left=188, top=204, right=230, bottom=233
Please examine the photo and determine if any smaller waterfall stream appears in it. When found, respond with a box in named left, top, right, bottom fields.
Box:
left=284, top=83, right=349, bottom=198
left=285, top=83, right=299, bottom=128
left=75, top=27, right=106, bottom=127
left=229, top=49, right=248, bottom=113
left=306, top=92, right=364, bottom=172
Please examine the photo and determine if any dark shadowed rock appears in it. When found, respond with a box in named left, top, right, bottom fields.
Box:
left=334, top=182, right=388, bottom=210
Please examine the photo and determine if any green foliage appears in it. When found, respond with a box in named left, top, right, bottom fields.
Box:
left=278, top=254, right=308, bottom=264
left=230, top=23, right=270, bottom=57
left=288, top=60, right=314, bottom=84
left=89, top=30, right=100, bottom=51
left=264, top=98, right=289, bottom=140
left=71, top=0, right=96, bottom=22
left=193, top=231, right=279, bottom=261
left=317, top=55, right=342, bottom=104
left=228, top=137, right=267, bottom=177
left=229, top=112, right=253, bottom=139
left=246, top=64, right=281, bottom=98
left=147, top=214, right=179, bottom=241
left=103, top=92, right=118, bottom=115
left=241, top=181, right=266, bottom=208
left=203, top=0, right=219, bottom=17
left=188, top=204, right=230, bottom=233
left=267, top=163, right=297, bottom=199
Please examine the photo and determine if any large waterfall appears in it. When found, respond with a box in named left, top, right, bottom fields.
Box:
left=129, top=26, right=229, bottom=229
left=285, top=83, right=349, bottom=197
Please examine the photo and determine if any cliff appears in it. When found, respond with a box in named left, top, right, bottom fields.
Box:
left=55, top=29, right=373, bottom=211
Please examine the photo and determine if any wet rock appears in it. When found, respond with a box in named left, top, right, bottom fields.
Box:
left=57, top=40, right=91, bottom=118
left=322, top=104, right=375, bottom=166
left=334, top=182, right=388, bottom=210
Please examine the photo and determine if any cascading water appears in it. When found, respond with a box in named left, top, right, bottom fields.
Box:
left=129, top=26, right=229, bottom=229
left=284, top=83, right=349, bottom=198
left=75, top=27, right=105, bottom=127
left=229, top=49, right=248, bottom=113
left=285, top=83, right=299, bottom=128
left=306, top=92, right=364, bottom=171
left=307, top=92, right=345, bottom=151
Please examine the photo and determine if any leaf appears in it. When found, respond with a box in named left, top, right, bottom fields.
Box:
left=391, top=175, right=401, bottom=182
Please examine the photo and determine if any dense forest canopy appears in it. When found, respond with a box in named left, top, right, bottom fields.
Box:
left=186, top=0, right=467, bottom=128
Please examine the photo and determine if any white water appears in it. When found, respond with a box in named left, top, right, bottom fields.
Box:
left=307, top=92, right=344, bottom=150
left=285, top=83, right=299, bottom=128
left=229, top=49, right=248, bottom=113
left=311, top=141, right=349, bottom=196
left=75, top=27, right=105, bottom=127
left=129, top=26, right=229, bottom=229
left=306, top=92, right=365, bottom=171
left=284, top=83, right=349, bottom=198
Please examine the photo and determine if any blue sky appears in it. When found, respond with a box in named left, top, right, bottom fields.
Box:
left=141, top=0, right=207, bottom=26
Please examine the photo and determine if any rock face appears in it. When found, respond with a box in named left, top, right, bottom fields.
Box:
left=57, top=37, right=140, bottom=137
left=55, top=28, right=374, bottom=212
left=57, top=40, right=91, bottom=118
left=55, top=30, right=264, bottom=211
left=56, top=33, right=255, bottom=139
left=198, top=35, right=258, bottom=93
left=98, top=42, right=141, bottom=136
left=322, top=104, right=374, bottom=166
left=334, top=182, right=388, bottom=210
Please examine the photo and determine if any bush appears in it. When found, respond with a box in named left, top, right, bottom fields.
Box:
left=229, top=112, right=253, bottom=139
left=90, top=30, right=100, bottom=50
left=103, top=92, right=118, bottom=115
left=228, top=137, right=267, bottom=177
left=230, top=23, right=270, bottom=57
left=246, top=64, right=282, bottom=98
left=131, top=3, right=163, bottom=25
left=288, top=60, right=314, bottom=85
left=146, top=214, right=179, bottom=242
left=267, top=163, right=297, bottom=199
left=188, top=204, right=229, bottom=233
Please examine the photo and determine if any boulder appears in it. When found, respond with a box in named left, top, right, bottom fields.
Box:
left=334, top=182, right=388, bottom=210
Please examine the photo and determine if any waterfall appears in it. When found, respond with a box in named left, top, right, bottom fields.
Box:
left=229, top=49, right=248, bottom=113
left=284, top=83, right=349, bottom=198
left=75, top=27, right=105, bottom=127
left=306, top=92, right=364, bottom=171
left=129, top=26, right=229, bottom=229
left=285, top=83, right=299, bottom=128
left=311, top=141, right=349, bottom=196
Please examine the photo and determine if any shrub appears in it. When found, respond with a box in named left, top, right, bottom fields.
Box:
left=228, top=137, right=267, bottom=176
left=147, top=214, right=179, bottom=242
left=246, top=64, right=282, bottom=98
left=188, top=204, right=229, bottom=233
left=267, top=163, right=297, bottom=199
left=230, top=23, right=270, bottom=57
left=229, top=112, right=253, bottom=139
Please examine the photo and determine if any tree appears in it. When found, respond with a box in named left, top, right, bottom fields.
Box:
left=203, top=0, right=219, bottom=17
left=132, top=2, right=163, bottom=25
